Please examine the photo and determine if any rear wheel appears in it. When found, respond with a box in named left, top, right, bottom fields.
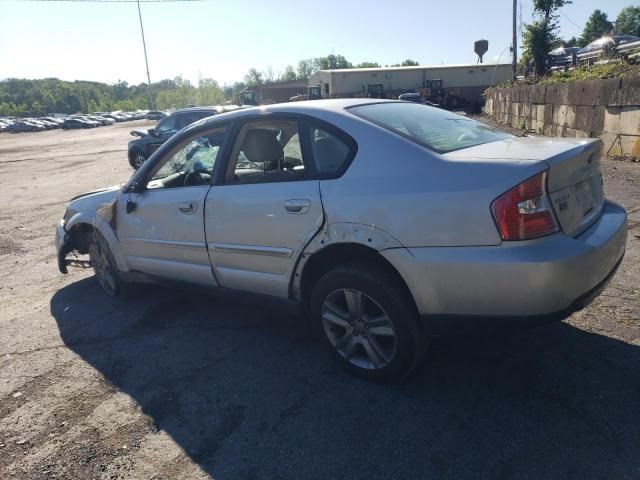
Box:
left=310, top=263, right=426, bottom=381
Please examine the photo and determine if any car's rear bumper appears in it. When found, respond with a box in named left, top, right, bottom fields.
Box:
left=382, top=200, right=628, bottom=334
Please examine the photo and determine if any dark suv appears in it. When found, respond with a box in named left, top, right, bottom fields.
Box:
left=127, top=106, right=239, bottom=169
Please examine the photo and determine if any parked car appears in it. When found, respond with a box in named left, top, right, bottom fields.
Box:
left=35, top=118, right=60, bottom=129
left=146, top=110, right=166, bottom=120
left=9, top=120, right=46, bottom=133
left=26, top=118, right=53, bottom=130
left=578, top=35, right=639, bottom=57
left=127, top=106, right=237, bottom=169
left=62, top=117, right=95, bottom=129
left=55, top=99, right=627, bottom=381
left=87, top=115, right=115, bottom=126
left=40, top=116, right=64, bottom=127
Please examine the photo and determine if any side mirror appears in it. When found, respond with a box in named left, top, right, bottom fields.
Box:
left=148, top=128, right=157, bottom=137
left=123, top=181, right=145, bottom=194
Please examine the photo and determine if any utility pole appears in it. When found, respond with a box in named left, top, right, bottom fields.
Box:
left=137, top=0, right=154, bottom=109
left=512, top=0, right=517, bottom=80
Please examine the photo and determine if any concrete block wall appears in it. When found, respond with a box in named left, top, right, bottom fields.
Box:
left=484, top=77, right=640, bottom=157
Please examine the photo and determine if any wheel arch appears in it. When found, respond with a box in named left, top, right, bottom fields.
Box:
left=297, top=242, right=417, bottom=314
left=65, top=211, right=129, bottom=272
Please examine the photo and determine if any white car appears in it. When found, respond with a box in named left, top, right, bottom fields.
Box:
left=56, top=99, right=627, bottom=381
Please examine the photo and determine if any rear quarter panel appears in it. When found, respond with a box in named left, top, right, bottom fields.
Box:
left=319, top=116, right=546, bottom=247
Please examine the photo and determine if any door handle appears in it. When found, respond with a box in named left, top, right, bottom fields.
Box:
left=178, top=201, right=197, bottom=214
left=284, top=199, right=311, bottom=214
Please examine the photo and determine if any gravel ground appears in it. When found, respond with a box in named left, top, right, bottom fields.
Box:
left=1, top=122, right=639, bottom=480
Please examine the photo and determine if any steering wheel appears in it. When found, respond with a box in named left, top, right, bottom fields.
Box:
left=184, top=169, right=211, bottom=187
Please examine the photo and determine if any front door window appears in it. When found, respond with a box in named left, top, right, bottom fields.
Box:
left=146, top=126, right=227, bottom=189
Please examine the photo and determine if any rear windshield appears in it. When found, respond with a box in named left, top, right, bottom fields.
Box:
left=349, top=102, right=511, bottom=154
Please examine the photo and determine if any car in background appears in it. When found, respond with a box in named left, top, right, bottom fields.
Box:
left=56, top=99, right=627, bottom=381
left=127, top=106, right=240, bottom=169
left=146, top=110, right=166, bottom=120
left=35, top=118, right=60, bottom=129
left=578, top=35, right=639, bottom=57
left=40, top=116, right=65, bottom=127
left=9, top=120, right=46, bottom=133
left=26, top=118, right=53, bottom=130
left=87, top=115, right=115, bottom=126
left=62, top=117, right=95, bottom=129
left=102, top=113, right=126, bottom=122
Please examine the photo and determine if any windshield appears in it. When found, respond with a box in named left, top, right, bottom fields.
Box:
left=349, top=102, right=511, bottom=154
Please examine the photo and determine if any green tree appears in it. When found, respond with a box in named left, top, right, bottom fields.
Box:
left=533, top=0, right=570, bottom=20
left=355, top=61, right=381, bottom=68
left=400, top=59, right=420, bottom=66
left=280, top=65, right=298, bottom=81
left=297, top=58, right=319, bottom=79
left=317, top=54, right=352, bottom=70
left=243, top=68, right=263, bottom=86
left=521, top=0, right=569, bottom=76
left=578, top=10, right=613, bottom=46
left=616, top=6, right=640, bottom=37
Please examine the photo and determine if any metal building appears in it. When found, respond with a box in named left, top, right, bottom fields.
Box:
left=309, top=63, right=512, bottom=107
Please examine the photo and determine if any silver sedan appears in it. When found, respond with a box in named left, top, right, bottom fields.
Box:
left=55, top=99, right=627, bottom=381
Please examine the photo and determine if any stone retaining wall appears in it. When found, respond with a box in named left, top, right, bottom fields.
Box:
left=484, top=77, right=640, bottom=157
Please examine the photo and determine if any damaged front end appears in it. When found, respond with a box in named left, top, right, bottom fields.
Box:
left=55, top=220, right=92, bottom=274
left=55, top=193, right=119, bottom=274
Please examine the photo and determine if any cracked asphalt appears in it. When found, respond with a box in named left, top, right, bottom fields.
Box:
left=1, top=122, right=640, bottom=479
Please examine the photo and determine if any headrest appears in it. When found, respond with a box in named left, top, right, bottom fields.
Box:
left=242, top=129, right=283, bottom=164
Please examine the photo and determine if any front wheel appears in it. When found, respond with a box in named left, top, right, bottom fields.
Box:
left=131, top=151, right=147, bottom=169
left=88, top=231, right=125, bottom=297
left=310, top=263, right=426, bottom=382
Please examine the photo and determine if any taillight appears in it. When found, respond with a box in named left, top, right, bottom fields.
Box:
left=491, top=171, right=559, bottom=241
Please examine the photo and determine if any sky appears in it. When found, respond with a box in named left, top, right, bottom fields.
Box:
left=0, top=0, right=633, bottom=86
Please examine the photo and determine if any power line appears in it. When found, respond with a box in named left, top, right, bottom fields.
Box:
left=559, top=9, right=581, bottom=30
left=16, top=0, right=203, bottom=3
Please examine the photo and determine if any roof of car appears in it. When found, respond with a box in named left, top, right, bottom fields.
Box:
left=169, top=105, right=244, bottom=116
left=175, top=99, right=403, bottom=136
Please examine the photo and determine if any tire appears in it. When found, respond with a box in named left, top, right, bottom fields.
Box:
left=87, top=230, right=127, bottom=298
left=130, top=150, right=147, bottom=169
left=310, top=262, right=426, bottom=382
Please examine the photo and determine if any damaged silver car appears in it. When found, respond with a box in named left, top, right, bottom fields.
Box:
left=56, top=99, right=627, bottom=381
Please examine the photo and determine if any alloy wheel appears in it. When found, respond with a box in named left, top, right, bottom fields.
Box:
left=322, top=288, right=398, bottom=370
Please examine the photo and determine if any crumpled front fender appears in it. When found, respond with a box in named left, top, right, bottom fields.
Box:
left=60, top=207, right=129, bottom=274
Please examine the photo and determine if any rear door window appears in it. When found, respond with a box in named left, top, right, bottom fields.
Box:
left=306, top=125, right=354, bottom=174
left=349, top=102, right=510, bottom=154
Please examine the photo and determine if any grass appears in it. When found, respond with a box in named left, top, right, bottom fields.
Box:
left=538, top=63, right=640, bottom=84
left=489, top=63, right=640, bottom=90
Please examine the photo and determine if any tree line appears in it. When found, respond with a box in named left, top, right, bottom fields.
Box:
left=522, top=3, right=640, bottom=76
left=0, top=54, right=420, bottom=117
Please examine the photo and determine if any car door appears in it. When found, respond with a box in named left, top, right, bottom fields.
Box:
left=205, top=118, right=323, bottom=298
left=117, top=125, right=229, bottom=285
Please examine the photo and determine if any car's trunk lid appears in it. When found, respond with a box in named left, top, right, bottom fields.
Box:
left=544, top=140, right=604, bottom=237
left=444, top=136, right=604, bottom=237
